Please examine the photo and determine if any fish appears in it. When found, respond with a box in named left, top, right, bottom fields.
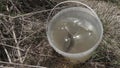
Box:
left=63, top=26, right=74, bottom=52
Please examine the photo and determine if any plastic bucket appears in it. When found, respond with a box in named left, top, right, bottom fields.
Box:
left=46, top=1, right=103, bottom=63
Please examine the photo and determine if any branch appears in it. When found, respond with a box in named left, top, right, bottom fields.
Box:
left=12, top=7, right=66, bottom=19
left=0, top=61, right=46, bottom=68
left=22, top=45, right=31, bottom=63
left=0, top=43, right=24, bottom=51
left=8, top=0, right=21, bottom=13
left=11, top=20, right=22, bottom=63
left=3, top=46, right=12, bottom=63
left=0, top=13, right=12, bottom=18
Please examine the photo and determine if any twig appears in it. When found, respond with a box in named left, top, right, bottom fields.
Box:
left=0, top=17, right=13, bottom=38
left=19, top=26, right=45, bottom=44
left=0, top=13, right=12, bottom=18
left=12, top=7, right=67, bottom=19
left=11, top=21, right=22, bottom=63
left=6, top=25, right=14, bottom=35
left=0, top=7, right=66, bottom=19
left=0, top=66, right=15, bottom=68
left=8, top=0, right=21, bottom=13
left=0, top=43, right=24, bottom=51
left=1, top=37, right=22, bottom=41
left=0, top=43, right=53, bottom=57
left=21, top=18, right=40, bottom=26
left=0, top=61, right=46, bottom=68
left=1, top=19, right=11, bottom=34
left=45, top=0, right=54, bottom=7
left=12, top=9, right=51, bottom=18
left=22, top=45, right=31, bottom=63
left=13, top=33, right=22, bottom=63
left=12, top=28, right=17, bottom=43
left=3, top=46, right=12, bottom=63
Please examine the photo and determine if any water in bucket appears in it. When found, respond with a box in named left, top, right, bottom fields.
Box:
left=50, top=7, right=99, bottom=53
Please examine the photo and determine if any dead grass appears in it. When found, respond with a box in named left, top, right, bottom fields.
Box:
left=0, top=0, right=120, bottom=68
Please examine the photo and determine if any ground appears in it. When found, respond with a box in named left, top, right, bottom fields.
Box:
left=0, top=0, right=120, bottom=68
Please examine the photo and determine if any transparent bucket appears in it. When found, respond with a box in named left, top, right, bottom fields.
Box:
left=46, top=1, right=103, bottom=63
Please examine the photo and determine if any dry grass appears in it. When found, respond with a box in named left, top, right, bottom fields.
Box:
left=0, top=0, right=120, bottom=68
